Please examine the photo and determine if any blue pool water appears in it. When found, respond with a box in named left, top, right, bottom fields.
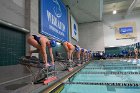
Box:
left=60, top=60, right=140, bottom=93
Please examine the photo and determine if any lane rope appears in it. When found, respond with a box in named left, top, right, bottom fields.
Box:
left=79, top=72, right=140, bottom=74
left=88, top=64, right=137, bottom=66
left=84, top=67, right=140, bottom=69
left=64, top=82, right=140, bottom=87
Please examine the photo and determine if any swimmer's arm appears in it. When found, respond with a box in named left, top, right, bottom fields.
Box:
left=49, top=47, right=54, bottom=64
left=40, top=46, right=47, bottom=64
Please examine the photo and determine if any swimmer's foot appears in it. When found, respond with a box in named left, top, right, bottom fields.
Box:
left=45, top=63, right=51, bottom=68
left=50, top=63, right=55, bottom=66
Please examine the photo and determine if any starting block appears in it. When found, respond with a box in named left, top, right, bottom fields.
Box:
left=68, top=68, right=73, bottom=72
left=44, top=76, right=57, bottom=85
left=19, top=56, right=57, bottom=84
left=77, top=64, right=81, bottom=66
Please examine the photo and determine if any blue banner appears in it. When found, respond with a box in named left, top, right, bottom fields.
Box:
left=40, top=0, right=69, bottom=42
left=119, top=27, right=133, bottom=34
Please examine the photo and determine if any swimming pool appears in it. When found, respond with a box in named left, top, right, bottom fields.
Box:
left=60, top=61, right=140, bottom=93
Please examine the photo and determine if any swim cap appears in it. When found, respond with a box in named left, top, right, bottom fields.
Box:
left=50, top=40, right=56, bottom=47
left=81, top=48, right=84, bottom=52
left=75, top=47, right=80, bottom=52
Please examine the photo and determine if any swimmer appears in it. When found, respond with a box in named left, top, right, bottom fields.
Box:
left=27, top=34, right=56, bottom=68
left=63, top=41, right=75, bottom=61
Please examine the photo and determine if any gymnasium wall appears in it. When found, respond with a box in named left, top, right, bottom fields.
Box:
left=0, top=0, right=27, bottom=66
left=0, top=0, right=26, bottom=28
left=105, top=47, right=121, bottom=55
left=103, top=10, right=140, bottom=47
left=0, top=1, right=29, bottom=92
left=78, top=22, right=105, bottom=51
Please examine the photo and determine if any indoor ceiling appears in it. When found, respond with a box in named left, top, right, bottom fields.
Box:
left=62, top=0, right=102, bottom=24
left=62, top=0, right=140, bottom=24
left=104, top=0, right=140, bottom=14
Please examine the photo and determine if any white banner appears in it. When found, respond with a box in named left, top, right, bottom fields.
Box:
left=71, top=15, right=79, bottom=41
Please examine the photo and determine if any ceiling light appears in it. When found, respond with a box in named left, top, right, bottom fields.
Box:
left=113, top=10, right=117, bottom=14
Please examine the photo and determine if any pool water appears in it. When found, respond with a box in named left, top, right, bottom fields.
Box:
left=60, top=61, right=140, bottom=93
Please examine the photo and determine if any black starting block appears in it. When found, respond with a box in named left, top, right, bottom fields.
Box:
left=19, top=56, right=57, bottom=85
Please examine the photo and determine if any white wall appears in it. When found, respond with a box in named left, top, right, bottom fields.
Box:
left=103, top=10, right=140, bottom=47
left=79, top=22, right=105, bottom=51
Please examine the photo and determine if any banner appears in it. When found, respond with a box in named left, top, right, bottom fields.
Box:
left=71, top=15, right=79, bottom=41
left=119, top=27, right=133, bottom=34
left=40, top=0, right=69, bottom=42
left=114, top=22, right=137, bottom=39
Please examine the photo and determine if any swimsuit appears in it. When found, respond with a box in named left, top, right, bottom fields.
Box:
left=32, top=35, right=41, bottom=45
left=67, top=42, right=72, bottom=50
left=74, top=45, right=80, bottom=52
